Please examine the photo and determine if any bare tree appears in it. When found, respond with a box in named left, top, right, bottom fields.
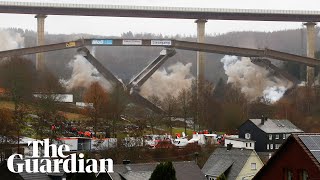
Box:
left=177, top=88, right=191, bottom=135
left=148, top=95, right=164, bottom=134
left=161, top=93, right=178, bottom=135
left=0, top=108, right=17, bottom=157
left=188, top=82, right=198, bottom=131
left=0, top=57, right=34, bottom=152
left=33, top=94, right=61, bottom=140
left=108, top=84, right=128, bottom=138
left=84, top=82, right=108, bottom=135
left=197, top=80, right=215, bottom=130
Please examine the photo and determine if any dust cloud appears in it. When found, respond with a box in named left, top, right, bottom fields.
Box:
left=221, top=55, right=292, bottom=103
left=140, top=62, right=194, bottom=99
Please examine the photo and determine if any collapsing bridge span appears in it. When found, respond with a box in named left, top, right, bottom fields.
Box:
left=0, top=38, right=319, bottom=66
left=1, top=38, right=319, bottom=112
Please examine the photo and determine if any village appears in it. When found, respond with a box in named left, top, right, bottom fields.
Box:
left=1, top=1, right=320, bottom=180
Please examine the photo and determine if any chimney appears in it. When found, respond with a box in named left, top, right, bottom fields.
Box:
left=261, top=115, right=267, bottom=125
left=227, top=143, right=233, bottom=150
left=123, top=160, right=131, bottom=172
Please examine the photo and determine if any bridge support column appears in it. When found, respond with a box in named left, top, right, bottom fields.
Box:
left=195, top=19, right=207, bottom=87
left=35, top=14, right=47, bottom=71
left=304, top=22, right=317, bottom=85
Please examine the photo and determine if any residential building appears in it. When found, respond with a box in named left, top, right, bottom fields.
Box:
left=238, top=117, right=303, bottom=152
left=0, top=158, right=66, bottom=180
left=253, top=133, right=320, bottom=180
left=98, top=161, right=206, bottom=180
left=224, top=137, right=255, bottom=150
left=202, top=146, right=264, bottom=180
left=57, top=137, right=117, bottom=151
left=0, top=136, right=38, bottom=162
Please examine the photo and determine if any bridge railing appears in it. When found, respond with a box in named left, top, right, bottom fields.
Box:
left=0, top=1, right=320, bottom=15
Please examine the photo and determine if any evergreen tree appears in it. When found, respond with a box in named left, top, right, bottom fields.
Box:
left=150, top=161, right=177, bottom=180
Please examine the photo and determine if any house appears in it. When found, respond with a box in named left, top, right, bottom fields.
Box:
left=238, top=117, right=303, bottom=152
left=56, top=137, right=117, bottom=151
left=253, top=133, right=320, bottom=180
left=0, top=136, right=39, bottom=162
left=224, top=137, right=255, bottom=150
left=0, top=158, right=66, bottom=180
left=98, top=161, right=206, bottom=180
left=202, top=146, right=264, bottom=180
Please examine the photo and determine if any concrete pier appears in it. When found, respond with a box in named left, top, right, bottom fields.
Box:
left=195, top=19, right=207, bottom=86
left=35, top=14, right=47, bottom=71
left=304, top=22, right=317, bottom=85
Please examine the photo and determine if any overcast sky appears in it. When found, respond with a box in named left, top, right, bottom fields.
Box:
left=0, top=0, right=319, bottom=36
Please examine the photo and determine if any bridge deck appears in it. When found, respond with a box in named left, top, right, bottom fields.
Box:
left=1, top=1, right=320, bottom=21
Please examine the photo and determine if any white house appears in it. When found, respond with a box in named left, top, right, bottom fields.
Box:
left=224, top=137, right=255, bottom=150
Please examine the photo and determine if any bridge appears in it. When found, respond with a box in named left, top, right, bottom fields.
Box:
left=1, top=1, right=320, bottom=21
left=0, top=1, right=318, bottom=84
left=1, top=38, right=319, bottom=66
left=2, top=38, right=317, bottom=113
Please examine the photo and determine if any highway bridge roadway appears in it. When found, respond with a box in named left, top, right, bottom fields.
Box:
left=0, top=1, right=320, bottom=21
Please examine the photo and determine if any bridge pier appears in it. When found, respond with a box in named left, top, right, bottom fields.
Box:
left=35, top=14, right=47, bottom=71
left=304, top=22, right=317, bottom=85
left=195, top=19, right=207, bottom=87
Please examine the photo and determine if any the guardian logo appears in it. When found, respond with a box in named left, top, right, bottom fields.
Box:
left=7, top=139, right=113, bottom=174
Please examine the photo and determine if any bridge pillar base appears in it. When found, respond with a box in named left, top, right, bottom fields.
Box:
left=304, top=22, right=317, bottom=86
left=35, top=14, right=47, bottom=71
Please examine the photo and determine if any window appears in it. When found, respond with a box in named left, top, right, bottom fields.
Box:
left=246, top=143, right=248, bottom=147
left=283, top=168, right=293, bottom=180
left=269, top=134, right=272, bottom=140
left=249, top=143, right=252, bottom=147
left=275, top=144, right=280, bottom=149
left=270, top=144, right=273, bottom=150
left=299, top=170, right=308, bottom=180
left=287, top=170, right=293, bottom=180
left=283, top=134, right=286, bottom=139
left=251, top=163, right=257, bottom=170
left=267, top=144, right=269, bottom=150
left=245, top=133, right=251, bottom=139
left=276, top=134, right=279, bottom=139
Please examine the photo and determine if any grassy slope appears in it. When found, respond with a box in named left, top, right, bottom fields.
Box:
left=0, top=100, right=88, bottom=121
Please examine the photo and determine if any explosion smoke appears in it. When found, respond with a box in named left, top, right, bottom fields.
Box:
left=140, top=62, right=194, bottom=99
left=0, top=30, right=24, bottom=50
left=221, top=55, right=292, bottom=103
left=62, top=54, right=112, bottom=91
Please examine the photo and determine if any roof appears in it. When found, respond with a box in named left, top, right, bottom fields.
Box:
left=248, top=119, right=303, bottom=133
left=8, top=158, right=65, bottom=180
left=119, top=171, right=153, bottom=180
left=253, top=133, right=320, bottom=179
left=297, top=134, right=320, bottom=164
left=225, top=137, right=255, bottom=142
left=202, top=147, right=255, bottom=180
left=206, top=159, right=233, bottom=177
left=19, top=137, right=38, bottom=145
left=108, top=161, right=206, bottom=180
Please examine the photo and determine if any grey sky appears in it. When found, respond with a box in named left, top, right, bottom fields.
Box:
left=0, top=0, right=319, bottom=36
